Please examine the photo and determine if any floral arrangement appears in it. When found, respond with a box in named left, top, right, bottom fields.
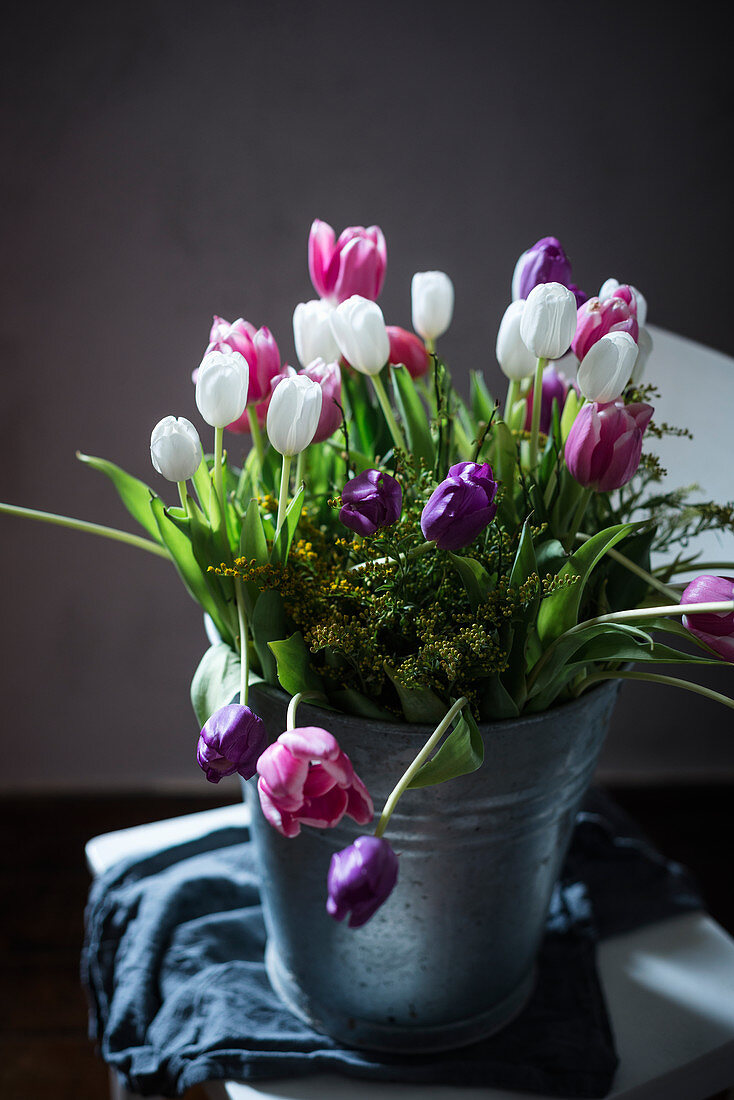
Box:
left=3, top=224, right=734, bottom=929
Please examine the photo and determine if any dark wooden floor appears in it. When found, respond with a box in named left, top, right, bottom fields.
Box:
left=0, top=788, right=732, bottom=1099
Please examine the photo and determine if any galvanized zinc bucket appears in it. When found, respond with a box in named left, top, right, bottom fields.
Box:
left=244, top=679, right=621, bottom=1053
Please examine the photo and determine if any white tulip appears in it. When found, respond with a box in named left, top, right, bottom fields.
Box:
left=266, top=374, right=323, bottom=456
left=631, top=327, right=653, bottom=385
left=411, top=271, right=454, bottom=341
left=329, top=295, right=390, bottom=377
left=599, top=278, right=648, bottom=327
left=150, top=416, right=202, bottom=482
left=195, top=348, right=249, bottom=428
left=519, top=282, right=578, bottom=360
left=576, top=331, right=638, bottom=403
left=293, top=299, right=340, bottom=368
left=496, top=300, right=537, bottom=380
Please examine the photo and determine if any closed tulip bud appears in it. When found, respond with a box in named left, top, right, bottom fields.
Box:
left=386, top=325, right=430, bottom=379
left=519, top=282, right=578, bottom=360
left=572, top=292, right=639, bottom=363
left=196, top=704, right=267, bottom=784
left=576, top=331, right=638, bottom=403
left=599, top=278, right=648, bottom=327
left=512, top=236, right=587, bottom=307
left=421, top=462, right=498, bottom=551
left=411, top=271, right=454, bottom=342
left=631, top=326, right=653, bottom=385
left=565, top=400, right=654, bottom=491
left=293, top=299, right=341, bottom=368
left=327, top=835, right=399, bottom=928
left=681, top=576, right=734, bottom=662
left=496, top=300, right=537, bottom=380
left=266, top=373, right=323, bottom=456
left=150, top=416, right=202, bottom=483
left=299, top=358, right=342, bottom=443
left=308, top=220, right=387, bottom=303
left=195, top=348, right=249, bottom=428
left=329, top=295, right=390, bottom=377
left=339, top=468, right=402, bottom=536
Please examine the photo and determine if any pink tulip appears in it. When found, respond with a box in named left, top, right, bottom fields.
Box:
left=681, top=575, right=734, bottom=662
left=257, top=726, right=374, bottom=838
left=308, top=220, right=387, bottom=303
left=207, top=317, right=284, bottom=406
left=565, top=400, right=654, bottom=492
left=299, top=359, right=343, bottom=443
left=572, top=289, right=639, bottom=363
left=387, top=325, right=430, bottom=380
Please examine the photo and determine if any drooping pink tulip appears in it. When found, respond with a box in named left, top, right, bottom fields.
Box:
left=298, top=359, right=343, bottom=443
left=256, top=726, right=374, bottom=838
left=308, top=220, right=387, bottom=303
left=387, top=325, right=430, bottom=379
left=564, top=400, right=653, bottom=492
left=680, top=575, right=734, bottom=662
left=572, top=289, right=639, bottom=363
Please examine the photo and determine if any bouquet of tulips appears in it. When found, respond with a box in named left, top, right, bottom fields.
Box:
left=3, top=224, right=733, bottom=928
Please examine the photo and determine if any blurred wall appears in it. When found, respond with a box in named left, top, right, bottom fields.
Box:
left=1, top=0, right=732, bottom=791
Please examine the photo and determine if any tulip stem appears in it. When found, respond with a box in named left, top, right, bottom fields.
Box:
left=177, top=482, right=188, bottom=510
left=235, top=577, right=250, bottom=707
left=528, top=357, right=547, bottom=469
left=213, top=426, right=228, bottom=544
left=275, top=453, right=292, bottom=539
left=662, top=561, right=734, bottom=575
left=504, top=379, right=519, bottom=424
left=575, top=532, right=680, bottom=601
left=295, top=450, right=305, bottom=490
left=566, top=488, right=591, bottom=550
left=371, top=371, right=407, bottom=453
left=0, top=501, right=170, bottom=559
left=247, top=408, right=265, bottom=489
left=374, top=696, right=469, bottom=839
left=576, top=669, right=734, bottom=711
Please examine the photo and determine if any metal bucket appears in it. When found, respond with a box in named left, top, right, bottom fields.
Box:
left=244, top=679, right=621, bottom=1053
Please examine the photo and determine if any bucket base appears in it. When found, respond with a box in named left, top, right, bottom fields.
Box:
left=264, top=940, right=536, bottom=1054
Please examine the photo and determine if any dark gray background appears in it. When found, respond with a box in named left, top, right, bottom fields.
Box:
left=1, top=1, right=732, bottom=790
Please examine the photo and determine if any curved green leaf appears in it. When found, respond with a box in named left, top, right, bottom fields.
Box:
left=408, top=709, right=484, bottom=789
left=269, top=632, right=325, bottom=696
left=77, top=453, right=161, bottom=542
left=390, top=364, right=435, bottom=468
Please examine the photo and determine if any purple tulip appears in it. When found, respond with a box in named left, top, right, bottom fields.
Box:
left=298, top=358, right=343, bottom=444
left=572, top=289, right=639, bottom=363
left=421, top=462, right=499, bottom=551
left=523, top=365, right=570, bottom=436
left=339, top=469, right=402, bottom=536
left=513, top=237, right=587, bottom=307
left=564, top=401, right=654, bottom=492
left=326, top=835, right=399, bottom=928
left=196, top=704, right=267, bottom=784
left=681, top=576, right=734, bottom=662
left=308, top=220, right=387, bottom=304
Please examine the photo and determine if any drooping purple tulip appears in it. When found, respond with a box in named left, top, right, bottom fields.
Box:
left=339, top=469, right=402, bottom=536
left=326, top=835, right=399, bottom=928
left=564, top=401, right=654, bottom=492
left=680, top=576, right=734, bottom=662
left=421, top=462, right=499, bottom=552
left=572, top=289, right=639, bottom=364
left=196, top=704, right=267, bottom=784
left=512, top=237, right=587, bottom=307
left=523, top=365, right=570, bottom=436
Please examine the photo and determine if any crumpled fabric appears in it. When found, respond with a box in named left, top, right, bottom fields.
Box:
left=82, top=790, right=701, bottom=1098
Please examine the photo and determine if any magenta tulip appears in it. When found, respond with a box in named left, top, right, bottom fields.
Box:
left=572, top=289, right=639, bottom=363
left=256, top=727, right=374, bottom=838
left=681, top=576, right=734, bottom=662
left=387, top=325, right=430, bottom=379
left=207, top=317, right=284, bottom=407
left=564, top=401, right=653, bottom=492
left=298, top=359, right=343, bottom=443
left=308, top=220, right=387, bottom=303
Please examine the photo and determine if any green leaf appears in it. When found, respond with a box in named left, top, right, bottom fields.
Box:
left=526, top=622, right=652, bottom=710
left=447, top=552, right=492, bottom=612
left=329, top=688, right=395, bottom=720
left=240, top=497, right=269, bottom=565
left=537, top=523, right=632, bottom=646
left=560, top=387, right=582, bottom=442
left=384, top=665, right=448, bottom=723
left=408, top=709, right=484, bottom=789
left=251, top=589, right=290, bottom=684
left=535, top=539, right=567, bottom=576
left=270, top=484, right=305, bottom=566
left=492, top=419, right=518, bottom=527
left=479, top=671, right=520, bottom=719
left=470, top=371, right=495, bottom=423
left=509, top=519, right=538, bottom=589
left=390, top=364, right=435, bottom=468
left=77, top=453, right=162, bottom=542
left=192, top=455, right=214, bottom=519
left=268, top=632, right=325, bottom=696
left=190, top=642, right=243, bottom=726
